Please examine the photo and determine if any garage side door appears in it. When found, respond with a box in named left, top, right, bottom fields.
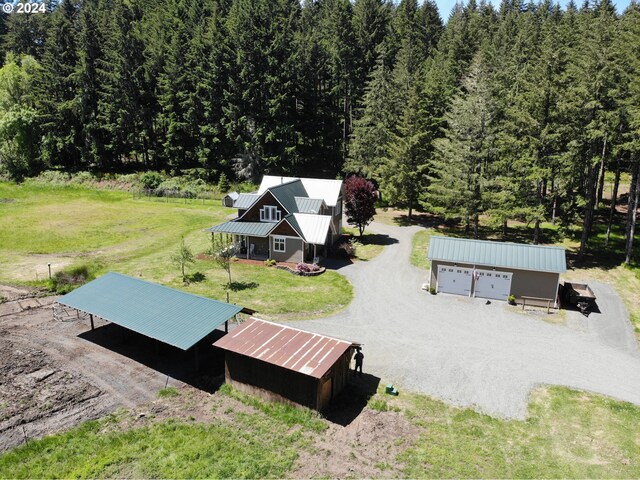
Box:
left=473, top=269, right=512, bottom=301
left=437, top=266, right=472, bottom=296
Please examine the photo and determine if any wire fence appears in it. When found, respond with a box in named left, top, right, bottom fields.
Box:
left=132, top=188, right=221, bottom=205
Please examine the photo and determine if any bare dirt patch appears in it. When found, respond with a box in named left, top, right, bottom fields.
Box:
left=291, top=408, right=418, bottom=478
left=0, top=337, right=112, bottom=451
left=0, top=288, right=188, bottom=451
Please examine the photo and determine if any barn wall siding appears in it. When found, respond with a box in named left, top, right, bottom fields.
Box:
left=224, top=349, right=353, bottom=411
left=225, top=351, right=319, bottom=409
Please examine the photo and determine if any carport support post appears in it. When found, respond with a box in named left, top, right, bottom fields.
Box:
left=225, top=320, right=228, bottom=333
left=194, top=344, right=200, bottom=371
left=89, top=314, right=94, bottom=331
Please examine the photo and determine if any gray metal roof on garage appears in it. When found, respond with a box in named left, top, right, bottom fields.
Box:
left=57, top=272, right=243, bottom=350
left=427, top=236, right=567, bottom=273
left=207, top=220, right=276, bottom=237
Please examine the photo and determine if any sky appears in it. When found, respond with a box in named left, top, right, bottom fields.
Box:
left=434, top=0, right=634, bottom=20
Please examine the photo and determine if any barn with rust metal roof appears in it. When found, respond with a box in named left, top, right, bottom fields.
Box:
left=213, top=317, right=358, bottom=411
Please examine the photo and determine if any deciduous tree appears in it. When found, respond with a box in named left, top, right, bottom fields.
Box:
left=344, top=175, right=377, bottom=236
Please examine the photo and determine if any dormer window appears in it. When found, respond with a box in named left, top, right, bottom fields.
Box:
left=260, top=206, right=280, bottom=222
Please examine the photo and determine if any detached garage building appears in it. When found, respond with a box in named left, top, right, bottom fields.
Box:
left=213, top=318, right=356, bottom=411
left=427, top=236, right=566, bottom=306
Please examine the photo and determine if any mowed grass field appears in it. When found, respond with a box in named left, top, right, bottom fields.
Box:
left=1, top=385, right=638, bottom=478
left=0, top=182, right=352, bottom=318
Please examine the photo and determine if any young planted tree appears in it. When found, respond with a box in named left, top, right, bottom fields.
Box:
left=344, top=175, right=377, bottom=236
left=211, top=233, right=234, bottom=302
left=171, top=237, right=195, bottom=283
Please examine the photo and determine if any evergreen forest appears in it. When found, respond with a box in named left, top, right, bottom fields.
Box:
left=1, top=0, right=639, bottom=259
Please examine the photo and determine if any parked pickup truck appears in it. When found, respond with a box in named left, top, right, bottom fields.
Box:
left=562, top=282, right=597, bottom=314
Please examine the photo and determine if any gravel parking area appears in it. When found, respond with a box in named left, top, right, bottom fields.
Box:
left=288, top=222, right=640, bottom=419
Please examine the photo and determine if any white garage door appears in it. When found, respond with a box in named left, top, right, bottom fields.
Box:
left=437, top=265, right=472, bottom=296
left=473, top=269, right=512, bottom=301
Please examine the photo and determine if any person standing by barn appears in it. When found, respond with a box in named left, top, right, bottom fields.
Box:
left=354, top=347, right=364, bottom=376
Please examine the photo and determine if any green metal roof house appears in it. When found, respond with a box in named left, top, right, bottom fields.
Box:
left=209, top=176, right=343, bottom=264
left=427, top=236, right=567, bottom=306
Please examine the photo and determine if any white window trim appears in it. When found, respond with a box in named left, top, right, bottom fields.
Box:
left=273, top=236, right=286, bottom=252
left=260, top=205, right=281, bottom=223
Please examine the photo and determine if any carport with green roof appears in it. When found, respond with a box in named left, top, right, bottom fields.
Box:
left=427, top=236, right=567, bottom=306
left=57, top=272, right=244, bottom=367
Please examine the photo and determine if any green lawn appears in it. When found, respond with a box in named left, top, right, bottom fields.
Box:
left=0, top=182, right=352, bottom=319
left=2, top=385, right=638, bottom=478
left=0, top=387, right=321, bottom=479
left=342, top=226, right=386, bottom=261
left=411, top=229, right=431, bottom=270
left=396, top=386, right=640, bottom=478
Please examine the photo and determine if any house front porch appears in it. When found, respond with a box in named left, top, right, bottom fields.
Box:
left=231, top=235, right=270, bottom=261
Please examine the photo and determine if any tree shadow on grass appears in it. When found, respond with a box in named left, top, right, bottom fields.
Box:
left=391, top=212, right=445, bottom=228
left=186, top=272, right=206, bottom=283
left=228, top=281, right=259, bottom=292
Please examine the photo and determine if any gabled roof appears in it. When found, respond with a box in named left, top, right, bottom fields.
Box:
left=427, top=236, right=567, bottom=273
left=57, top=272, right=242, bottom=350
left=286, top=213, right=333, bottom=245
left=224, top=192, right=239, bottom=201
left=207, top=221, right=276, bottom=237
left=259, top=175, right=343, bottom=207
left=233, top=193, right=259, bottom=209
left=213, top=318, right=354, bottom=379
left=268, top=180, right=309, bottom=214
left=294, top=197, right=325, bottom=214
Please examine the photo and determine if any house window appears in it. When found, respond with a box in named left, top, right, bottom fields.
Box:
left=273, top=236, right=286, bottom=252
left=260, top=206, right=280, bottom=222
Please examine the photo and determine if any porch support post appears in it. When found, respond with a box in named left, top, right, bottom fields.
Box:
left=301, top=242, right=305, bottom=263
left=313, top=244, right=317, bottom=262
left=247, top=236, right=250, bottom=259
left=90, top=313, right=94, bottom=330
left=225, top=320, right=228, bottom=333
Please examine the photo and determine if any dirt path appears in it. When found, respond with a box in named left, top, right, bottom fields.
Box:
left=287, top=221, right=640, bottom=419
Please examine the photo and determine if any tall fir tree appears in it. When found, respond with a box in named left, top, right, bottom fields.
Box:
left=426, top=56, right=494, bottom=237
left=35, top=0, right=83, bottom=170
left=346, top=55, right=400, bottom=179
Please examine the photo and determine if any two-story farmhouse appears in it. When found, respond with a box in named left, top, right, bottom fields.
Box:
left=209, top=176, right=343, bottom=263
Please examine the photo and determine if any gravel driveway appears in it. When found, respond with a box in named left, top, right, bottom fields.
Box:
left=287, top=221, right=640, bottom=419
